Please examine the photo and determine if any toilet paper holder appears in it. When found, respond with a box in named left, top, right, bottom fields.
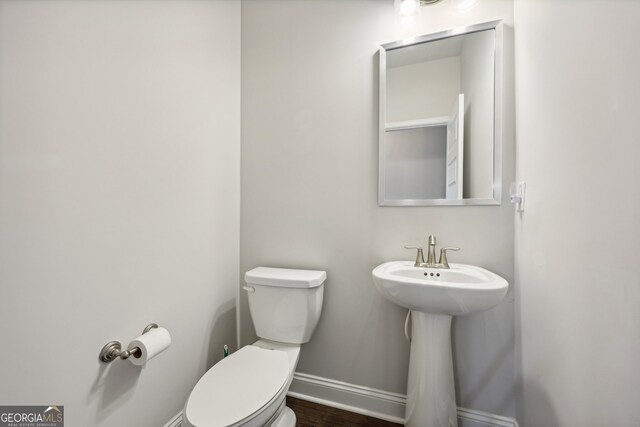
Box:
left=99, top=323, right=159, bottom=363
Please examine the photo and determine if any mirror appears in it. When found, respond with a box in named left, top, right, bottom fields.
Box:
left=379, top=21, right=503, bottom=206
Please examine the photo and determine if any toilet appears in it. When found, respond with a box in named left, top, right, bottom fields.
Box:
left=183, top=267, right=326, bottom=427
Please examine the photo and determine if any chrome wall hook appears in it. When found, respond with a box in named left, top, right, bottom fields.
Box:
left=99, top=323, right=158, bottom=363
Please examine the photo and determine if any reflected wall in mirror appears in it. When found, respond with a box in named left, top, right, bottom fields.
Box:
left=379, top=21, right=503, bottom=206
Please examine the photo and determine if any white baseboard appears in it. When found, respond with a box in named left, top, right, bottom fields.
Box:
left=163, top=372, right=519, bottom=427
left=288, top=372, right=519, bottom=427
left=457, top=407, right=520, bottom=427
left=288, top=372, right=406, bottom=423
left=163, top=411, right=182, bottom=427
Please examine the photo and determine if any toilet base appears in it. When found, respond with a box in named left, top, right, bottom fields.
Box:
left=269, top=406, right=296, bottom=427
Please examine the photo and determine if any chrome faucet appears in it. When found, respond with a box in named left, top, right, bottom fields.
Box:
left=404, top=235, right=460, bottom=269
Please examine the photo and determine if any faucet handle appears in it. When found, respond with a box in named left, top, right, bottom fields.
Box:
left=438, top=247, right=460, bottom=268
left=404, top=245, right=425, bottom=266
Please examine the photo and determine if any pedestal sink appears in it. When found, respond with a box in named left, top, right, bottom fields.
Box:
left=372, top=261, right=508, bottom=427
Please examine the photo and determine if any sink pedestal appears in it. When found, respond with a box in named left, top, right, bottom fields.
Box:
left=372, top=261, right=509, bottom=427
left=406, top=311, right=457, bottom=427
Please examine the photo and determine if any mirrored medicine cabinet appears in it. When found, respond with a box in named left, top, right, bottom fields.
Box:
left=378, top=20, right=504, bottom=206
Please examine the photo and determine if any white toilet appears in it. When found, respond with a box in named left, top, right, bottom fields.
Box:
left=183, top=267, right=326, bottom=427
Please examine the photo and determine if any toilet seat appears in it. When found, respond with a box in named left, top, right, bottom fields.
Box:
left=184, top=345, right=290, bottom=427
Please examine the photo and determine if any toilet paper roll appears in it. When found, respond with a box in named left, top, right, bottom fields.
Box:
left=127, top=327, right=171, bottom=367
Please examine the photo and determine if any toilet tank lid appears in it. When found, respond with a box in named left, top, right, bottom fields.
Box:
left=245, top=267, right=326, bottom=288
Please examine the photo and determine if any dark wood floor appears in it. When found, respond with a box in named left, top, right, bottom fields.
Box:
left=287, top=396, right=402, bottom=427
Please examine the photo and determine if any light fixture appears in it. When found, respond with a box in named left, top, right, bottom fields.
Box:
left=395, top=0, right=444, bottom=20
left=396, top=0, right=420, bottom=18
left=453, top=0, right=477, bottom=12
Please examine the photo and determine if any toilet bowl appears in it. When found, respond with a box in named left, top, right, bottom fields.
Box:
left=183, top=340, right=299, bottom=427
left=183, top=267, right=325, bottom=427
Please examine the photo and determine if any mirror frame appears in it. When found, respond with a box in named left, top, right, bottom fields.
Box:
left=378, top=20, right=504, bottom=206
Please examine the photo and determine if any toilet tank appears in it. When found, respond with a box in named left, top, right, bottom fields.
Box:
left=244, top=267, right=325, bottom=344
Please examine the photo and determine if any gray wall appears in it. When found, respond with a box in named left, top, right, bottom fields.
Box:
left=385, top=126, right=447, bottom=200
left=241, top=0, right=516, bottom=417
left=0, top=1, right=239, bottom=426
left=387, top=56, right=460, bottom=122
left=514, top=1, right=640, bottom=425
left=461, top=30, right=495, bottom=199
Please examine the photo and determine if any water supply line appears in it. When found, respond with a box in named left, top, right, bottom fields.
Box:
left=404, top=310, right=412, bottom=343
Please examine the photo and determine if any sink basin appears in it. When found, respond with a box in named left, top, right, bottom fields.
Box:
left=372, top=261, right=508, bottom=315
